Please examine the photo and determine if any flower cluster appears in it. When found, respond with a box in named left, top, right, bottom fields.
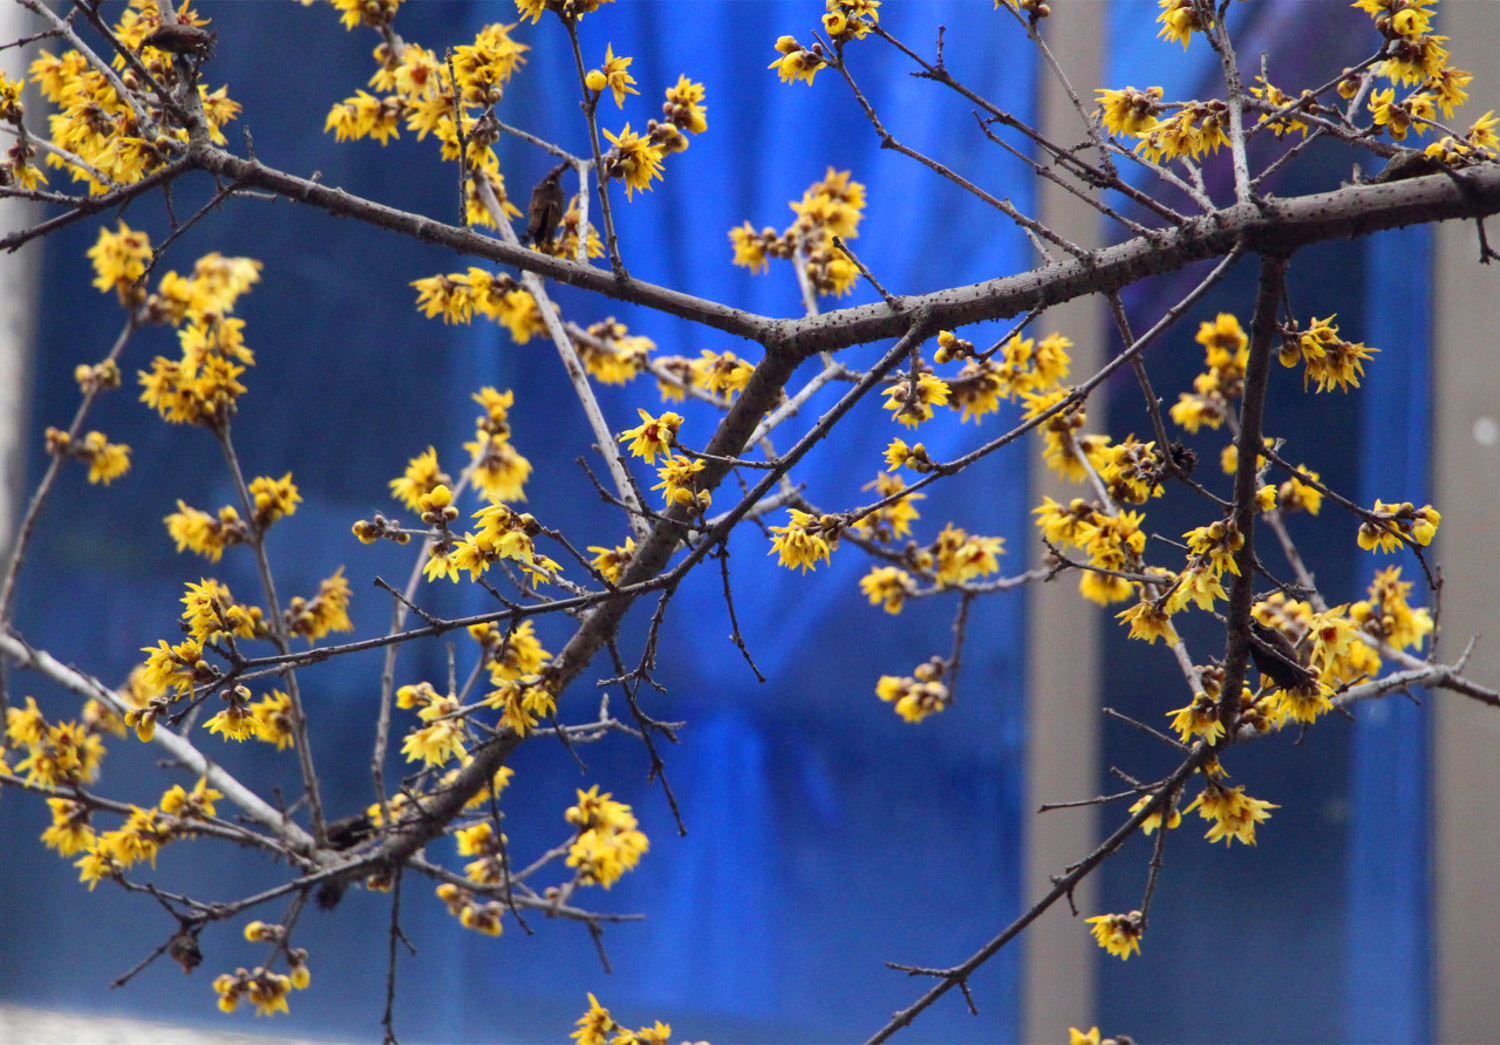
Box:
left=731, top=168, right=866, bottom=297
left=651, top=454, right=710, bottom=513
left=573, top=318, right=654, bottom=384
left=768, top=36, right=827, bottom=86
left=28, top=2, right=240, bottom=195
left=1350, top=0, right=1473, bottom=144
left=454, top=819, right=508, bottom=885
left=411, top=269, right=545, bottom=341
left=850, top=473, right=924, bottom=543
left=1356, top=499, right=1440, bottom=552
left=213, top=966, right=303, bottom=1017
left=1034, top=497, right=1147, bottom=606
left=599, top=75, right=708, bottom=199
left=44, top=427, right=131, bottom=486
left=1279, top=315, right=1379, bottom=393
left=286, top=569, right=354, bottom=642
left=1185, top=781, right=1279, bottom=847
left=859, top=565, right=918, bottom=615
left=465, top=387, right=534, bottom=503
left=875, top=658, right=950, bottom=723
left=323, top=21, right=530, bottom=227
left=435, top=881, right=506, bottom=936
left=882, top=373, right=951, bottom=428
left=397, top=683, right=469, bottom=767
left=427, top=502, right=561, bottom=587
left=67, top=779, right=222, bottom=893
left=128, top=228, right=265, bottom=428
left=514, top=0, right=617, bottom=27
left=565, top=786, right=650, bottom=889
left=1351, top=566, right=1434, bottom=652
left=768, top=510, right=841, bottom=573
left=1085, top=911, right=1143, bottom=960
left=571, top=993, right=675, bottom=1045
left=4, top=697, right=107, bottom=791
left=1170, top=313, right=1247, bottom=432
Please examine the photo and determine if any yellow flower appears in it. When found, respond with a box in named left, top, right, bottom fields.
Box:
left=859, top=567, right=917, bottom=614
left=930, top=523, right=1005, bottom=586
left=1095, top=86, right=1162, bottom=137
left=566, top=787, right=649, bottom=889
left=691, top=349, right=756, bottom=398
left=664, top=74, right=708, bottom=135
left=882, top=373, right=951, bottom=428
left=401, top=717, right=468, bottom=767
left=140, top=636, right=210, bottom=698
left=947, top=358, right=1005, bottom=423
left=1166, top=692, right=1225, bottom=744
left=53, top=430, right=132, bottom=485
left=1156, top=0, right=1206, bottom=47
left=160, top=778, right=222, bottom=822
left=390, top=447, right=451, bottom=511
left=1164, top=563, right=1225, bottom=614
left=1357, top=500, right=1439, bottom=552
left=464, top=432, right=533, bottom=504
left=592, top=44, right=637, bottom=108
left=1466, top=109, right=1499, bottom=150
left=1184, top=518, right=1243, bottom=577
left=246, top=972, right=292, bottom=1017
left=451, top=22, right=528, bottom=106
left=729, top=221, right=776, bottom=274
left=249, top=472, right=301, bottom=529
left=572, top=993, right=617, bottom=1045
left=250, top=691, right=296, bottom=750
left=288, top=569, right=353, bottom=641
left=587, top=537, right=637, bottom=583
left=1128, top=793, right=1181, bottom=835
left=884, top=437, right=935, bottom=473
left=1185, top=782, right=1278, bottom=846
left=1352, top=566, right=1433, bottom=652
left=767, top=509, right=836, bottom=574
left=472, top=618, right=552, bottom=681
left=1274, top=682, right=1334, bottom=725
left=1086, top=911, right=1143, bottom=960
left=1250, top=77, right=1310, bottom=138
left=768, top=36, right=826, bottom=85
left=75, top=842, right=124, bottom=891
left=1197, top=312, right=1248, bottom=375
left=1171, top=372, right=1228, bottom=433
left=618, top=408, right=683, bottom=464
left=42, top=797, right=95, bottom=856
left=205, top=687, right=258, bottom=742
left=88, top=221, right=153, bottom=304
left=411, top=273, right=476, bottom=324
left=602, top=124, right=665, bottom=199
left=1117, top=599, right=1179, bottom=644
left=324, top=90, right=401, bottom=144
left=876, top=660, right=949, bottom=723
left=1277, top=469, right=1323, bottom=515
left=651, top=453, right=709, bottom=511
left=7, top=696, right=48, bottom=747
left=180, top=577, right=262, bottom=644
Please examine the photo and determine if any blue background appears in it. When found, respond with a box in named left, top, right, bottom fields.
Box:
left=3, top=2, right=1034, bottom=1042
left=0, top=2, right=1432, bottom=1043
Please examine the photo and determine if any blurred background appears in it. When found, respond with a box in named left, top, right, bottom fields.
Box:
left=1, top=2, right=1496, bottom=1042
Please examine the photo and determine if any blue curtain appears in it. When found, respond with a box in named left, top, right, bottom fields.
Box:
left=3, top=3, right=1034, bottom=1041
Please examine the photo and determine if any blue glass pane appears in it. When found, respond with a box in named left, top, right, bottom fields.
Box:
left=1097, top=3, right=1428, bottom=1042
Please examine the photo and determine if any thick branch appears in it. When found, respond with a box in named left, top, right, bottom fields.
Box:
left=189, top=147, right=1500, bottom=361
